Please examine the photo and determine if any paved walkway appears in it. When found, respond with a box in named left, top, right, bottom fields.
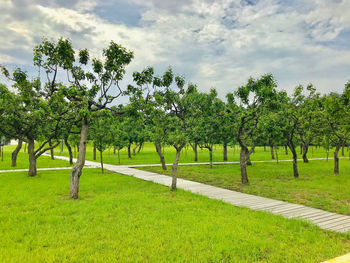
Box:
left=34, top=155, right=350, bottom=233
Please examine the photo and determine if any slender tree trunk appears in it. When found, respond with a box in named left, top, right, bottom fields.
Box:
left=155, top=142, right=167, bottom=170
left=240, top=146, right=249, bottom=184
left=49, top=140, right=54, bottom=160
left=302, top=142, right=309, bottom=163
left=113, top=146, right=116, bottom=155
left=28, top=139, right=37, bottom=177
left=209, top=147, right=213, bottom=168
left=137, top=142, right=143, bottom=153
left=341, top=144, right=345, bottom=156
left=23, top=142, right=27, bottom=153
left=285, top=145, right=288, bottom=155
left=100, top=150, right=104, bottom=174
left=270, top=143, right=275, bottom=159
left=70, top=119, right=89, bottom=199
left=93, top=145, right=96, bottom=161
left=190, top=142, right=198, bottom=162
left=223, top=142, right=228, bottom=161
left=288, top=142, right=299, bottom=178
left=64, top=138, right=73, bottom=165
left=0, top=145, right=3, bottom=162
left=171, top=144, right=185, bottom=190
left=275, top=147, right=279, bottom=164
left=127, top=143, right=131, bottom=158
left=300, top=144, right=303, bottom=154
left=11, top=139, right=23, bottom=167
left=132, top=144, right=140, bottom=156
left=334, top=144, right=341, bottom=175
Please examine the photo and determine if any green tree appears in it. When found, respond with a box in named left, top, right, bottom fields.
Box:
left=0, top=69, right=65, bottom=176
left=33, top=38, right=133, bottom=199
left=320, top=83, right=350, bottom=174
left=226, top=74, right=278, bottom=184
left=90, top=111, right=113, bottom=173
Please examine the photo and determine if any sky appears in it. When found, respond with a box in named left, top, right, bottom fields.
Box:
left=0, top=0, right=350, bottom=97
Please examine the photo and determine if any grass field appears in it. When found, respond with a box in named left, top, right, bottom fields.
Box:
left=140, top=159, right=350, bottom=215
left=43, top=141, right=347, bottom=166
left=0, top=145, right=71, bottom=170
left=1, top=168, right=350, bottom=262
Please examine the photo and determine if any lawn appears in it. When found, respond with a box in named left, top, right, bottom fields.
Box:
left=0, top=168, right=350, bottom=262
left=0, top=145, right=72, bottom=170
left=50, top=141, right=343, bottom=166
left=140, top=159, right=350, bottom=216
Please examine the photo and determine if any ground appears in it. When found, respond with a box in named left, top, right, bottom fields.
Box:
left=0, top=168, right=350, bottom=262
left=140, top=160, right=350, bottom=215
left=1, top=144, right=350, bottom=262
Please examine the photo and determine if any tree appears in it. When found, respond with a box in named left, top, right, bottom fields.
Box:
left=320, top=83, right=350, bottom=174
left=90, top=111, right=113, bottom=173
left=295, top=84, right=321, bottom=163
left=0, top=69, right=65, bottom=176
left=193, top=89, right=224, bottom=168
left=34, top=38, right=133, bottom=199
left=226, top=74, right=278, bottom=184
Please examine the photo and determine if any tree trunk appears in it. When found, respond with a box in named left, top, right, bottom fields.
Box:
left=270, top=144, right=275, bottom=159
left=100, top=150, right=104, bottom=174
left=191, top=142, right=198, bottom=162
left=49, top=140, right=54, bottom=160
left=240, top=147, right=249, bottom=184
left=28, top=139, right=37, bottom=177
left=209, top=147, right=213, bottom=168
left=155, top=142, right=167, bottom=170
left=288, top=142, right=299, bottom=178
left=24, top=142, right=27, bottom=153
left=64, top=138, right=73, bottom=165
left=137, top=142, right=143, bottom=153
left=171, top=145, right=185, bottom=190
left=223, top=142, right=228, bottom=161
left=334, top=144, right=341, bottom=175
left=300, top=144, right=303, bottom=154
left=70, top=119, right=89, bottom=199
left=341, top=144, right=345, bottom=156
left=275, top=147, right=279, bottom=164
left=11, top=139, right=23, bottom=167
left=132, top=144, right=140, bottom=156
left=302, top=142, right=309, bottom=163
left=118, top=149, right=120, bottom=164
left=285, top=145, right=288, bottom=155
left=93, top=145, right=96, bottom=161
left=113, top=146, right=116, bottom=155
left=127, top=143, right=131, bottom=158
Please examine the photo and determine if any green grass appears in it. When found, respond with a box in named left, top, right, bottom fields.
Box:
left=0, top=168, right=350, bottom=262
left=0, top=145, right=71, bottom=170
left=140, top=159, right=350, bottom=215
left=52, top=141, right=344, bottom=166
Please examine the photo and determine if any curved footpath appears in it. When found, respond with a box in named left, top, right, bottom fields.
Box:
left=31, top=155, right=350, bottom=234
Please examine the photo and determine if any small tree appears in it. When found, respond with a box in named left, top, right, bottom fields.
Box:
left=320, top=83, right=350, bottom=174
left=0, top=69, right=65, bottom=176
left=226, top=74, right=278, bottom=184
left=90, top=111, right=113, bottom=173
left=34, top=38, right=133, bottom=199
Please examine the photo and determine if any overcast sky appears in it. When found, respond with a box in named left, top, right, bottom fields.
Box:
left=1, top=0, right=350, bottom=97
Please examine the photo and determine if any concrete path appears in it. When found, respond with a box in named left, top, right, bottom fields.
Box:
left=47, top=155, right=350, bottom=233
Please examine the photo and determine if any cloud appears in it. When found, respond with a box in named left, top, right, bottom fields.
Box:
left=1, top=0, right=350, bottom=97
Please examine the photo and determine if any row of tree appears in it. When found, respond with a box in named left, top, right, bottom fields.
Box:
left=1, top=38, right=349, bottom=199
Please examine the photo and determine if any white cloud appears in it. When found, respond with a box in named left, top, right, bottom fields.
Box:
left=1, top=0, right=350, bottom=97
